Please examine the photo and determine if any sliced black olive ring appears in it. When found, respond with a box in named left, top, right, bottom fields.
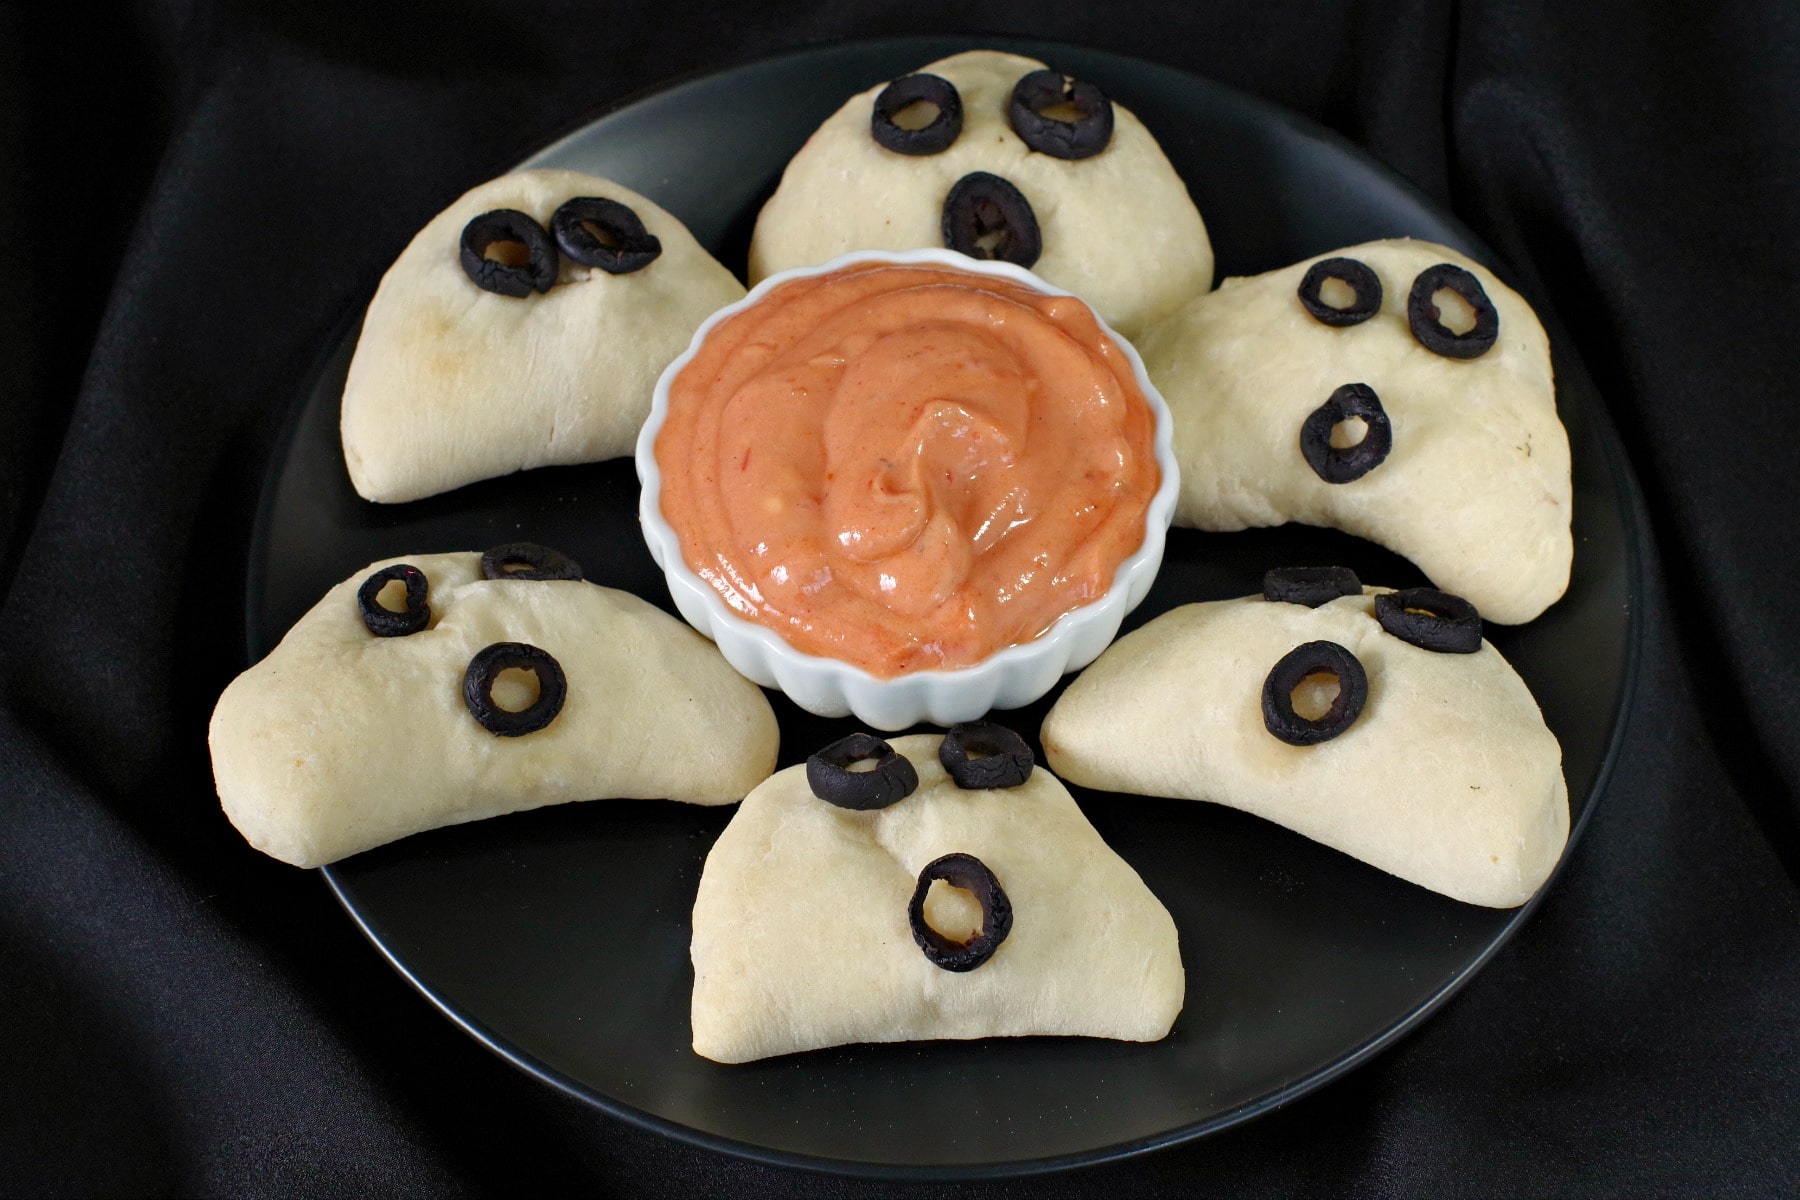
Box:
left=1297, top=257, right=1383, bottom=326
left=908, top=852, right=1013, bottom=972
left=1262, top=640, right=1369, bottom=746
left=1008, top=69, right=1114, bottom=160
left=550, top=196, right=662, bottom=275
left=462, top=642, right=567, bottom=737
left=938, top=721, right=1034, bottom=790
left=459, top=209, right=558, bottom=298
left=480, top=542, right=584, bottom=582
left=1407, top=263, right=1500, bottom=359
left=1376, top=587, right=1483, bottom=654
left=870, top=73, right=964, bottom=156
left=941, top=172, right=1042, bottom=269
left=357, top=564, right=430, bottom=637
left=1300, top=382, right=1393, bottom=484
left=1262, top=566, right=1363, bottom=608
left=806, top=733, right=920, bottom=810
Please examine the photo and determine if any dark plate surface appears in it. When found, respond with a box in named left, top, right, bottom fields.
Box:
left=247, top=37, right=1643, bottom=1180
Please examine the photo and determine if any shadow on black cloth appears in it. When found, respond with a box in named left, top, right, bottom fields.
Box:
left=2, top=1, right=1797, bottom=1196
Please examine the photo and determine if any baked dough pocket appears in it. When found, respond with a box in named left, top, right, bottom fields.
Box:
left=1137, top=238, right=1572, bottom=626
left=1041, top=588, right=1569, bottom=908
left=208, top=551, right=779, bottom=868
left=340, top=169, right=745, bottom=503
left=689, top=733, right=1185, bottom=1063
left=748, top=49, right=1214, bottom=340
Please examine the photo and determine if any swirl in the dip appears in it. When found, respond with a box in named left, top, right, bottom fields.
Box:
left=655, top=261, right=1160, bottom=677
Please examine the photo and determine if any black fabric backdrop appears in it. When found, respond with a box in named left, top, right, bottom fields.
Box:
left=3, top=1, right=1798, bottom=1196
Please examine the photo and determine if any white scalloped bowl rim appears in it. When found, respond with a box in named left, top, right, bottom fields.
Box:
left=636, top=248, right=1180, bottom=730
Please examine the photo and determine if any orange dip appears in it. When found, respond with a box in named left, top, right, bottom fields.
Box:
left=655, top=261, right=1160, bottom=677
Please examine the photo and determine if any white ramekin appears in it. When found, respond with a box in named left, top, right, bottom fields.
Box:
left=635, top=248, right=1180, bottom=730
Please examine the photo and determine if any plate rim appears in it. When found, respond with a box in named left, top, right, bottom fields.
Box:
left=243, top=33, right=1653, bottom=1181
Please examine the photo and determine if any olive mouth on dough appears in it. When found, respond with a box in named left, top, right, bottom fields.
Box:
left=1262, top=640, right=1369, bottom=746
left=941, top=172, right=1042, bottom=268
left=1300, top=382, right=1393, bottom=484
left=462, top=642, right=568, bottom=737
left=909, top=852, right=1013, bottom=971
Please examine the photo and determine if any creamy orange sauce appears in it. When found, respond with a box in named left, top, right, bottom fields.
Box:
left=655, top=261, right=1159, bottom=677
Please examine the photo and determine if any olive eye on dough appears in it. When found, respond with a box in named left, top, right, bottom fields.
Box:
left=1407, top=263, right=1500, bottom=359
left=1262, top=640, right=1369, bottom=746
left=806, top=732, right=920, bottom=810
left=480, top=542, right=584, bottom=582
left=941, top=172, right=1042, bottom=268
left=869, top=73, right=964, bottom=155
left=462, top=642, right=568, bottom=737
left=1262, top=566, right=1362, bottom=608
left=938, top=721, right=1034, bottom=790
left=1008, top=69, right=1114, bottom=160
left=1376, top=587, right=1484, bottom=654
left=908, top=852, right=1013, bottom=972
left=356, top=564, right=430, bottom=637
left=459, top=208, right=558, bottom=297
left=550, top=196, right=662, bottom=275
left=1300, top=382, right=1393, bottom=484
left=1297, top=257, right=1383, bottom=326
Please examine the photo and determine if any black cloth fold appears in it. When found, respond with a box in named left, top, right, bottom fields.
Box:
left=4, top=2, right=1797, bottom=1195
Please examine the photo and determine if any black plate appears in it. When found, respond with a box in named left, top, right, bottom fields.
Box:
left=247, top=36, right=1643, bottom=1180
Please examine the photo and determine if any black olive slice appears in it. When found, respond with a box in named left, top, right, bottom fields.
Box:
left=1297, top=257, right=1383, bottom=326
left=870, top=73, right=963, bottom=156
left=938, top=721, right=1034, bottom=790
left=1008, top=69, right=1114, bottom=160
left=941, top=172, right=1042, bottom=269
left=1263, top=566, right=1363, bottom=608
left=550, top=196, right=662, bottom=275
left=480, top=542, right=583, bottom=582
left=356, top=564, right=430, bottom=637
left=908, top=852, right=1013, bottom=972
left=1407, top=263, right=1500, bottom=359
left=1262, top=640, right=1369, bottom=746
left=459, top=209, right=557, bottom=297
left=1300, top=382, right=1393, bottom=484
left=462, top=642, right=567, bottom=737
left=1376, top=587, right=1483, bottom=654
left=806, top=733, right=919, bottom=810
